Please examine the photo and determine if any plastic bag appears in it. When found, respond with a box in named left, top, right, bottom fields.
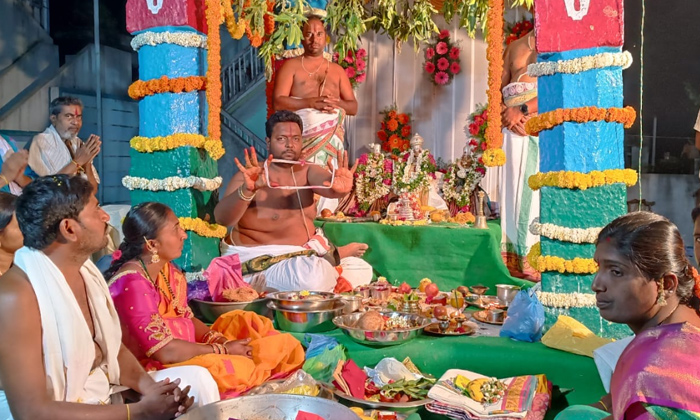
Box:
left=499, top=289, right=545, bottom=342
left=302, top=344, right=347, bottom=383
left=302, top=334, right=340, bottom=359
left=246, top=370, right=320, bottom=396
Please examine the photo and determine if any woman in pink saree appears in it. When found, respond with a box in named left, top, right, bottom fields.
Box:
left=556, top=212, right=700, bottom=420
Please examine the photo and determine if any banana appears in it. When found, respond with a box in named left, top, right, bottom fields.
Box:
left=466, top=378, right=488, bottom=402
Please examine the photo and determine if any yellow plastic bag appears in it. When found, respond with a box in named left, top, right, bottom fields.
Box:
left=541, top=315, right=613, bottom=358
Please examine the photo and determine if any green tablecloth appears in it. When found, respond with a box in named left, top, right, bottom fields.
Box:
left=317, top=220, right=533, bottom=291
left=294, top=330, right=604, bottom=420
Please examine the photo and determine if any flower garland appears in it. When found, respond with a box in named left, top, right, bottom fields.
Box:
left=441, top=105, right=488, bottom=209
left=525, top=106, right=637, bottom=136
left=378, top=106, right=412, bottom=156
left=527, top=51, right=633, bottom=78
left=222, top=0, right=246, bottom=40
left=529, top=219, right=602, bottom=244
left=179, top=217, right=227, bottom=239
left=537, top=255, right=598, bottom=274
left=484, top=0, right=504, bottom=154
left=392, top=149, right=437, bottom=195
left=130, top=134, right=225, bottom=161
left=205, top=0, right=223, bottom=144
left=482, top=148, right=506, bottom=167
left=505, top=18, right=533, bottom=45
left=424, top=29, right=461, bottom=86
left=528, top=169, right=638, bottom=191
left=122, top=175, right=222, bottom=192
left=536, top=292, right=597, bottom=309
left=526, top=242, right=541, bottom=271
left=130, top=31, right=208, bottom=51
left=333, top=48, right=368, bottom=89
left=355, top=152, right=393, bottom=211
left=127, top=76, right=206, bottom=100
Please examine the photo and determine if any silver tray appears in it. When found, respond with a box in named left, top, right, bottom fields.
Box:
left=267, top=291, right=340, bottom=311
left=329, top=386, right=431, bottom=414
left=333, top=312, right=431, bottom=347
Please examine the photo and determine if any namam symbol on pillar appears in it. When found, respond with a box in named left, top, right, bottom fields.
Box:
left=564, top=0, right=590, bottom=20
left=146, top=0, right=164, bottom=14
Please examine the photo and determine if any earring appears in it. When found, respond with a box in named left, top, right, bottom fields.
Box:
left=656, top=281, right=667, bottom=306
left=144, top=236, right=160, bottom=264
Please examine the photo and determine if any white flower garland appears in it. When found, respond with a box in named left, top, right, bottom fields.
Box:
left=527, top=51, right=633, bottom=77
left=185, top=271, right=206, bottom=283
left=356, top=153, right=391, bottom=209
left=392, top=149, right=434, bottom=195
left=529, top=218, right=602, bottom=244
left=536, top=291, right=597, bottom=308
left=441, top=155, right=484, bottom=208
left=131, top=31, right=208, bottom=51
left=122, top=175, right=222, bottom=192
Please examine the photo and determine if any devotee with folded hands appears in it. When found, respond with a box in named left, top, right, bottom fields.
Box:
left=556, top=212, right=700, bottom=419
left=107, top=202, right=305, bottom=399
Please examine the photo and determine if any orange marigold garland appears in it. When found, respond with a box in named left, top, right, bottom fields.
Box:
left=127, top=76, right=206, bottom=100
left=525, top=106, right=637, bottom=136
left=206, top=0, right=223, bottom=144
left=485, top=0, right=505, bottom=162
left=222, top=0, right=246, bottom=39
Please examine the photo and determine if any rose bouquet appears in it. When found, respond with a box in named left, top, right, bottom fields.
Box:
left=424, top=29, right=461, bottom=86
left=333, top=48, right=368, bottom=88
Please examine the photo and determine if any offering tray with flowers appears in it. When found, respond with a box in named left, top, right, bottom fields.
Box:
left=329, top=357, right=435, bottom=414
left=317, top=210, right=381, bottom=223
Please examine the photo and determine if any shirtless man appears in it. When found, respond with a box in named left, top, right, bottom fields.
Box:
left=0, top=175, right=201, bottom=419
left=498, top=30, right=541, bottom=281
left=273, top=15, right=357, bottom=167
left=215, top=111, right=372, bottom=292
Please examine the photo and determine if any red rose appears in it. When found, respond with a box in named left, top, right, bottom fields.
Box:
left=469, top=123, right=479, bottom=135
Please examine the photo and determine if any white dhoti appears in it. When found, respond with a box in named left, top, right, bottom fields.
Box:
left=0, top=248, right=218, bottom=419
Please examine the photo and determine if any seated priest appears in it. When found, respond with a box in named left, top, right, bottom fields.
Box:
left=214, top=110, right=372, bottom=292
left=106, top=202, right=305, bottom=399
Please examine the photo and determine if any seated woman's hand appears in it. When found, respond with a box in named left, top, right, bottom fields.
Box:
left=225, top=338, right=253, bottom=358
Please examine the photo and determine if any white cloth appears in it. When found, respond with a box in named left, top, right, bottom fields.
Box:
left=13, top=247, right=120, bottom=403
left=695, top=108, right=700, bottom=132
left=593, top=335, right=634, bottom=393
left=0, top=139, right=22, bottom=195
left=220, top=243, right=372, bottom=291
left=28, top=125, right=100, bottom=183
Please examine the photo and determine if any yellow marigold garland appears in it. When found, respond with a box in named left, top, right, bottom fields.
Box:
left=482, top=148, right=506, bottom=167
left=525, top=106, right=637, bottom=136
left=222, top=0, right=246, bottom=39
left=485, top=0, right=505, bottom=158
left=537, top=255, right=598, bottom=274
left=127, top=76, right=206, bottom=100
left=130, top=134, right=225, bottom=161
left=206, top=0, right=223, bottom=145
left=528, top=169, right=637, bottom=191
left=526, top=242, right=541, bottom=272
left=179, top=217, right=227, bottom=239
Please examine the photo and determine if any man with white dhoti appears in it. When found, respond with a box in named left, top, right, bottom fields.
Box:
left=215, top=111, right=372, bottom=292
left=0, top=175, right=219, bottom=420
left=498, top=31, right=540, bottom=281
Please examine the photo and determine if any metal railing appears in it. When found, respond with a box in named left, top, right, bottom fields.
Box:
left=221, top=110, right=267, bottom=158
left=221, top=46, right=265, bottom=110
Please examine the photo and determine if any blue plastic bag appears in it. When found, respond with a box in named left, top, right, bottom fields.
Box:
left=499, top=288, right=545, bottom=342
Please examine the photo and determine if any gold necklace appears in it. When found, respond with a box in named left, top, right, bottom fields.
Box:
left=138, top=259, right=186, bottom=316
left=301, top=56, right=325, bottom=77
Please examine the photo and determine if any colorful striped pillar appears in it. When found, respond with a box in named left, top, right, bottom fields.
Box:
left=531, top=0, right=636, bottom=338
left=125, top=1, right=224, bottom=273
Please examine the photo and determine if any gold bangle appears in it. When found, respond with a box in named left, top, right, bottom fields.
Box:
left=71, top=159, right=84, bottom=174
left=238, top=185, right=256, bottom=202
left=126, top=403, right=131, bottom=420
left=599, top=399, right=609, bottom=412
left=0, top=174, right=9, bottom=186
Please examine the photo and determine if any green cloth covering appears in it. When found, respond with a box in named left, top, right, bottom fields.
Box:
left=554, top=405, right=608, bottom=419
left=315, top=220, right=534, bottom=291
left=294, top=330, right=604, bottom=420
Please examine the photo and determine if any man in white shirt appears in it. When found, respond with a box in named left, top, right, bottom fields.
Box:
left=28, top=97, right=101, bottom=192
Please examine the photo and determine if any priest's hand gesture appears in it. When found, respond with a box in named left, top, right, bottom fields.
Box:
left=234, top=147, right=273, bottom=193
left=327, top=151, right=357, bottom=195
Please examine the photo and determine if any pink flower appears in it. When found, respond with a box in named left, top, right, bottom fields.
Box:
left=434, top=71, right=449, bottom=85
left=476, top=167, right=486, bottom=175
left=436, top=42, right=448, bottom=55
left=356, top=59, right=366, bottom=71
left=424, top=62, right=436, bottom=74
left=384, top=160, right=393, bottom=172
left=439, top=29, right=450, bottom=39
left=344, top=54, right=354, bottom=64
left=356, top=48, right=367, bottom=59
left=359, top=154, right=368, bottom=165
left=469, top=123, right=479, bottom=135
left=355, top=72, right=366, bottom=83
left=345, top=67, right=356, bottom=78
left=111, top=249, right=123, bottom=262
left=333, top=52, right=340, bottom=62
left=425, top=47, right=435, bottom=59
left=437, top=57, right=450, bottom=71
left=383, top=178, right=392, bottom=185
left=449, top=61, right=460, bottom=74
left=449, top=47, right=460, bottom=59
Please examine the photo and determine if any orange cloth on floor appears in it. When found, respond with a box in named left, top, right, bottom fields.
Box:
left=167, top=310, right=305, bottom=398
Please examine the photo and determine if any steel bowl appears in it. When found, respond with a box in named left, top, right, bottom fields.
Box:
left=179, top=394, right=361, bottom=420
left=496, top=284, right=521, bottom=306
left=189, top=289, right=276, bottom=322
left=268, top=300, right=346, bottom=333
left=267, top=291, right=340, bottom=311
left=333, top=312, right=432, bottom=347
left=339, top=294, right=363, bottom=314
